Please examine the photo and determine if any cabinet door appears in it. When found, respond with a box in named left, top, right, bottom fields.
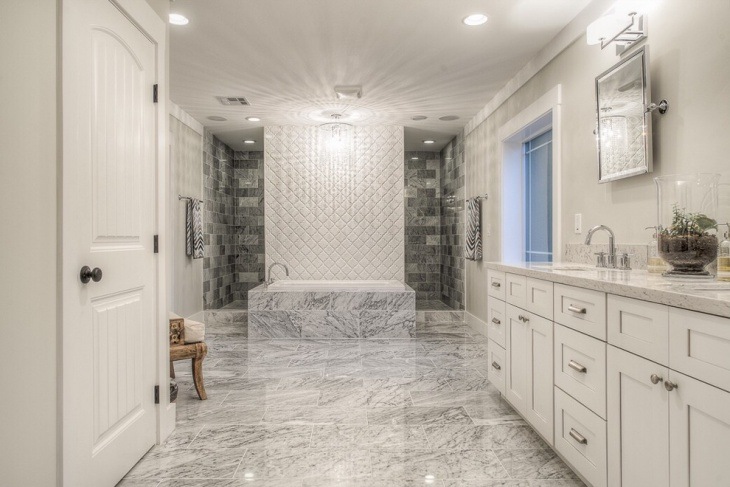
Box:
left=487, top=339, right=506, bottom=396
left=669, top=370, right=730, bottom=487
left=526, top=277, right=554, bottom=320
left=607, top=346, right=669, bottom=487
left=506, top=273, right=527, bottom=308
left=506, top=304, right=528, bottom=413
left=487, top=297, right=506, bottom=348
left=525, top=313, right=554, bottom=445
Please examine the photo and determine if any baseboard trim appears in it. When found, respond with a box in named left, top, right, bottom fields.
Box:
left=465, top=311, right=488, bottom=338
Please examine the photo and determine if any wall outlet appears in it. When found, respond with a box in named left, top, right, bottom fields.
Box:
left=574, top=213, right=582, bottom=234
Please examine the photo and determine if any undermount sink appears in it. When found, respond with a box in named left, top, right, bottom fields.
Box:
left=533, top=264, right=592, bottom=272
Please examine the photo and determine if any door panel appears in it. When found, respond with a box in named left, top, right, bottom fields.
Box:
left=63, top=0, right=158, bottom=485
left=525, top=313, right=553, bottom=444
left=607, top=346, right=669, bottom=487
left=506, top=304, right=528, bottom=413
left=669, top=370, right=730, bottom=487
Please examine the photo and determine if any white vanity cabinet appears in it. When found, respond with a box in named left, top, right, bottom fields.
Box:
left=484, top=263, right=730, bottom=487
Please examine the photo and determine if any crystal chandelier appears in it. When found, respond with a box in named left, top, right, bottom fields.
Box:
left=317, top=114, right=354, bottom=168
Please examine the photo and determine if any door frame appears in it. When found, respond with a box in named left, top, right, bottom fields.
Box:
left=59, top=0, right=172, bottom=480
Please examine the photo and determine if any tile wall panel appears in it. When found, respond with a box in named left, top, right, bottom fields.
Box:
left=264, top=126, right=405, bottom=280
left=404, top=151, right=441, bottom=301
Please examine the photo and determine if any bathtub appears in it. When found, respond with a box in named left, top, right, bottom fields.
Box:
left=248, top=279, right=415, bottom=339
left=266, top=279, right=408, bottom=292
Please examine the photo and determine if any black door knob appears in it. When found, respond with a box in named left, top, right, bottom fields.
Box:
left=80, top=266, right=103, bottom=283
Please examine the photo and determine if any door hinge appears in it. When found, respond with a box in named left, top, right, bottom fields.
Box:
left=154, top=385, right=160, bottom=404
left=153, top=84, right=158, bottom=103
left=153, top=235, right=159, bottom=253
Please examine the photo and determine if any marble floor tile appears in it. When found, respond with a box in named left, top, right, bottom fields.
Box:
left=263, top=406, right=368, bottom=424
left=190, top=424, right=313, bottom=449
left=133, top=315, right=582, bottom=486
left=310, top=424, right=427, bottom=448
left=494, top=449, right=580, bottom=480
left=235, top=448, right=372, bottom=479
left=369, top=448, right=509, bottom=481
left=423, top=424, right=549, bottom=450
left=222, top=389, right=320, bottom=407
left=125, top=447, right=245, bottom=480
left=367, top=406, right=474, bottom=425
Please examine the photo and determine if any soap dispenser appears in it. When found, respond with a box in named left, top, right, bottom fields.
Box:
left=645, top=226, right=667, bottom=274
left=719, top=224, right=730, bottom=282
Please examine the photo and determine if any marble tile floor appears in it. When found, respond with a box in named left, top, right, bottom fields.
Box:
left=415, top=300, right=457, bottom=311
left=120, top=319, right=584, bottom=487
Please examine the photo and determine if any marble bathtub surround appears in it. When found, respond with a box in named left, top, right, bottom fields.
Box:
left=486, top=262, right=730, bottom=318
left=248, top=284, right=417, bottom=338
left=126, top=315, right=583, bottom=485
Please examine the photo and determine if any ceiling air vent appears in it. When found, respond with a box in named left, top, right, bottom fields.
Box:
left=216, top=96, right=250, bottom=106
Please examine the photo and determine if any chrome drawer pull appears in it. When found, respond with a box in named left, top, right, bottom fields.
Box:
left=491, top=317, right=501, bottom=325
left=567, top=304, right=587, bottom=314
left=569, top=428, right=588, bottom=445
left=568, top=360, right=587, bottom=373
left=491, top=361, right=501, bottom=371
left=491, top=282, right=501, bottom=288
left=650, top=374, right=663, bottom=385
left=518, top=314, right=530, bottom=323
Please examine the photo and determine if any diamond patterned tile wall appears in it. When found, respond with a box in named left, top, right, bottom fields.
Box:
left=264, top=126, right=405, bottom=280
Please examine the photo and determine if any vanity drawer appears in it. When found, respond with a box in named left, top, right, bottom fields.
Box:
left=487, top=339, right=506, bottom=395
left=487, top=297, right=506, bottom=348
left=555, top=387, right=607, bottom=487
left=554, top=284, right=607, bottom=341
left=608, top=295, right=669, bottom=366
left=506, top=273, right=527, bottom=308
left=527, top=277, right=554, bottom=320
left=669, top=308, right=730, bottom=392
left=555, top=324, right=607, bottom=418
left=487, top=270, right=506, bottom=300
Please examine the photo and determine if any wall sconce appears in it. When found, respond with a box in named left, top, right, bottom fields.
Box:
left=587, top=7, right=646, bottom=55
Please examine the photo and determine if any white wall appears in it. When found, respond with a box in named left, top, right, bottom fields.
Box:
left=0, top=0, right=59, bottom=484
left=170, top=107, right=204, bottom=317
left=465, top=0, right=730, bottom=321
left=265, top=125, right=405, bottom=280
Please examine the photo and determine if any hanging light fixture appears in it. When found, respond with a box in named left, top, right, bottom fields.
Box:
left=317, top=114, right=354, bottom=167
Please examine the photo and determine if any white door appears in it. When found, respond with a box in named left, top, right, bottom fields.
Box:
left=506, top=304, right=528, bottom=413
left=525, top=313, right=553, bottom=444
left=63, top=0, right=158, bottom=485
left=607, top=346, right=669, bottom=487
left=668, top=371, right=730, bottom=487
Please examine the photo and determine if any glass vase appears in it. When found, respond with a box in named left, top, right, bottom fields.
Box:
left=654, top=173, right=720, bottom=277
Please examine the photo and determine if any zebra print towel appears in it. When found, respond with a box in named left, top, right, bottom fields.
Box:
left=186, top=198, right=204, bottom=259
left=465, top=198, right=482, bottom=261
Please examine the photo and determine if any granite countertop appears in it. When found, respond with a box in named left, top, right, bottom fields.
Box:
left=486, top=262, right=730, bottom=319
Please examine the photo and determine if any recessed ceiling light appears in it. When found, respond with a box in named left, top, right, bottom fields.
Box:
left=207, top=116, right=227, bottom=122
left=411, top=157, right=420, bottom=160
left=243, top=140, right=256, bottom=144
left=246, top=117, right=261, bottom=122
left=412, top=116, right=427, bottom=121
left=423, top=140, right=435, bottom=144
left=169, top=13, right=189, bottom=25
left=463, top=13, right=488, bottom=26
left=439, top=115, right=460, bottom=121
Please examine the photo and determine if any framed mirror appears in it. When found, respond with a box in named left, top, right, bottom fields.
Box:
left=595, top=46, right=652, bottom=182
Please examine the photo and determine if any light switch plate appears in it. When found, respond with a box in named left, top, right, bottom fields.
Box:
left=574, top=213, right=582, bottom=234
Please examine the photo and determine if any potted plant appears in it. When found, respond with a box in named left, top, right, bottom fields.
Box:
left=658, top=204, right=718, bottom=276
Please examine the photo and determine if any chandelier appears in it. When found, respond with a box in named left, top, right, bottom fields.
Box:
left=317, top=114, right=354, bottom=168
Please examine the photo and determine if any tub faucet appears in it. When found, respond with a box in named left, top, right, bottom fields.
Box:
left=585, top=225, right=616, bottom=268
left=267, top=262, right=289, bottom=284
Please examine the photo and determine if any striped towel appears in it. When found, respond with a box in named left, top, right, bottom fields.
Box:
left=465, top=198, right=482, bottom=261
left=186, top=198, right=204, bottom=259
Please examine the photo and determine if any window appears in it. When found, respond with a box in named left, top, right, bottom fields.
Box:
left=523, top=130, right=553, bottom=262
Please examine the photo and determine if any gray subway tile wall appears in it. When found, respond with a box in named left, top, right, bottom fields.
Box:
left=440, top=134, right=465, bottom=310
left=404, top=151, right=442, bottom=301
left=203, top=130, right=237, bottom=309
left=233, top=150, right=266, bottom=301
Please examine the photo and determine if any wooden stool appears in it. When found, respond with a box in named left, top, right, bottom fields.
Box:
left=169, top=317, right=208, bottom=400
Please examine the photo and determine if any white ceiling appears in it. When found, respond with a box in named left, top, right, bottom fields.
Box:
left=169, top=0, right=592, bottom=151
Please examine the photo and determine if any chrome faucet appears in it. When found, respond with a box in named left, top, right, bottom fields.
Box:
left=266, top=262, right=289, bottom=284
left=585, top=225, right=616, bottom=268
